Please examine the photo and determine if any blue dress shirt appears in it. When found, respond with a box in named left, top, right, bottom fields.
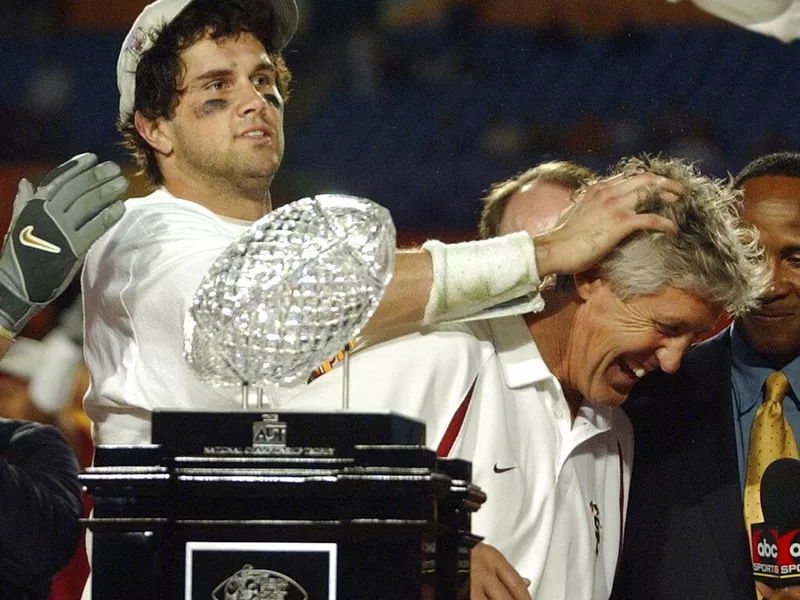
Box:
left=731, top=323, right=800, bottom=492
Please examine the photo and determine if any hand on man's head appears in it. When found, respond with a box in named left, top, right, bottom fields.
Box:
left=532, top=172, right=683, bottom=277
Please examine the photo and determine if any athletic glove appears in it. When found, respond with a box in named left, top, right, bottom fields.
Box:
left=0, top=153, right=128, bottom=338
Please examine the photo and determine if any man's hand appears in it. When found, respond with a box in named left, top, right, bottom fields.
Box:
left=532, top=173, right=682, bottom=277
left=470, top=542, right=531, bottom=600
left=756, top=582, right=800, bottom=599
left=0, top=153, right=127, bottom=337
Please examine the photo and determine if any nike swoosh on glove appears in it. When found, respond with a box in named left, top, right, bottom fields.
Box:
left=0, top=153, right=128, bottom=337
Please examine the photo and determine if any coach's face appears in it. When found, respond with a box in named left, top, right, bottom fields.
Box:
left=736, top=175, right=800, bottom=364
left=569, top=275, right=721, bottom=406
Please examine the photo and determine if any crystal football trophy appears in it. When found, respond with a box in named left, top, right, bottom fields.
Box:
left=184, top=195, right=396, bottom=408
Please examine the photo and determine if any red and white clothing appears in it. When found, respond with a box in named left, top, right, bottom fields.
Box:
left=294, top=315, right=633, bottom=600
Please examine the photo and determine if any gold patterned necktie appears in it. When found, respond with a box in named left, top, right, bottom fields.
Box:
left=744, top=371, right=800, bottom=594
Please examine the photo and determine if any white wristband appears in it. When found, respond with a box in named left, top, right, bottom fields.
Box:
left=421, top=231, right=544, bottom=325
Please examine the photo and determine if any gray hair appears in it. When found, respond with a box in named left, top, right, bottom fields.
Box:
left=598, top=156, right=770, bottom=317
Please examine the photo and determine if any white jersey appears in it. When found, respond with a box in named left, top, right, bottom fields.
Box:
left=293, top=316, right=633, bottom=600
left=81, top=188, right=253, bottom=445
left=672, top=0, right=800, bottom=42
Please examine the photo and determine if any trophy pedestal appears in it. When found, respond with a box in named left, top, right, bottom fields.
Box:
left=82, top=410, right=485, bottom=600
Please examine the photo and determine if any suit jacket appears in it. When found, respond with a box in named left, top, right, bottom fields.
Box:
left=0, top=418, right=83, bottom=600
left=611, top=328, right=756, bottom=600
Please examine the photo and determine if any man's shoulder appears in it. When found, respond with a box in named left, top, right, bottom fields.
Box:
left=624, top=328, right=732, bottom=420
left=685, top=327, right=732, bottom=364
left=369, top=321, right=491, bottom=368
left=123, top=190, right=233, bottom=230
left=0, top=417, right=41, bottom=438
left=350, top=323, right=493, bottom=398
left=609, top=405, right=635, bottom=463
left=90, top=189, right=244, bottom=255
left=0, top=418, right=27, bottom=447
left=0, top=418, right=69, bottom=452
left=640, top=328, right=730, bottom=389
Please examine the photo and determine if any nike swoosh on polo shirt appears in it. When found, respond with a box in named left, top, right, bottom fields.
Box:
left=493, top=463, right=518, bottom=474
left=19, top=225, right=61, bottom=254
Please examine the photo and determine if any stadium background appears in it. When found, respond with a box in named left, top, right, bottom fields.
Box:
left=0, top=2, right=797, bottom=597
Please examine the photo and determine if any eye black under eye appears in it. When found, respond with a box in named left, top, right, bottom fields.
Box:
left=198, top=99, right=227, bottom=115
left=263, top=93, right=283, bottom=108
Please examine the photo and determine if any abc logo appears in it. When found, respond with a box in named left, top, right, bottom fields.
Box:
left=758, top=538, right=779, bottom=559
left=755, top=530, right=780, bottom=563
left=790, top=530, right=800, bottom=559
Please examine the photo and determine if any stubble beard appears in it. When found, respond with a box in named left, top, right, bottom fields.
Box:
left=193, top=147, right=282, bottom=207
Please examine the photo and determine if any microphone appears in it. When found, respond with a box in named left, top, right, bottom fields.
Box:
left=751, top=457, right=800, bottom=588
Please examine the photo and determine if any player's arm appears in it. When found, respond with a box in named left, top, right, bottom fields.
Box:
left=0, top=153, right=127, bottom=354
left=364, top=172, right=681, bottom=334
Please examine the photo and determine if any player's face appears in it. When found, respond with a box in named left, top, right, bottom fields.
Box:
left=569, top=279, right=721, bottom=406
left=736, top=175, right=800, bottom=364
left=498, top=180, right=574, bottom=237
left=165, top=33, right=284, bottom=200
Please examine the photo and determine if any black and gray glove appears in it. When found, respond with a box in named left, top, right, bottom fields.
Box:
left=0, top=153, right=127, bottom=337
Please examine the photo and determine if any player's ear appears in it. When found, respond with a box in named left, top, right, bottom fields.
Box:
left=134, top=111, right=173, bottom=156
left=574, top=267, right=604, bottom=302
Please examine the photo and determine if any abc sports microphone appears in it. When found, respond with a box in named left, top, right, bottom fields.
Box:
left=751, top=457, right=800, bottom=588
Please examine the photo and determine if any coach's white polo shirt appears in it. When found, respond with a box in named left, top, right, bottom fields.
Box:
left=295, top=315, right=633, bottom=600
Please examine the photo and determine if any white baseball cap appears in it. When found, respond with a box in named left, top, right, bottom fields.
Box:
left=117, top=0, right=298, bottom=121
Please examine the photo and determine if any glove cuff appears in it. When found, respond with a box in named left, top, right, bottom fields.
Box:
left=0, top=283, right=36, bottom=336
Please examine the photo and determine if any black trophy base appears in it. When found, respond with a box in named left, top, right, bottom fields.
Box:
left=83, top=411, right=485, bottom=600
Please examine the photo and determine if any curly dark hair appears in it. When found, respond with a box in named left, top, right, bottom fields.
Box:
left=119, top=0, right=293, bottom=186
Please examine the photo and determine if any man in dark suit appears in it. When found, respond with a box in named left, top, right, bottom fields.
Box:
left=612, top=152, right=800, bottom=600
